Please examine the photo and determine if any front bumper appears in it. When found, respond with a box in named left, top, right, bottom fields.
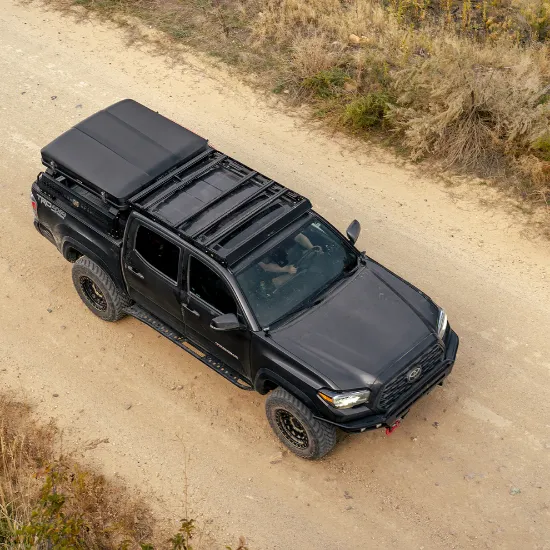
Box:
left=314, top=328, right=459, bottom=433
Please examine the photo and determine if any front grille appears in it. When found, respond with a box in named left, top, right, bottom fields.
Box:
left=377, top=343, right=445, bottom=411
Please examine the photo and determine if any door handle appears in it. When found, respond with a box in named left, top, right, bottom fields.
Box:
left=127, top=265, right=145, bottom=279
left=182, top=303, right=200, bottom=318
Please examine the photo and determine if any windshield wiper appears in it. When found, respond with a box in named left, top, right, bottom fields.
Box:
left=273, top=275, right=341, bottom=326
left=272, top=294, right=325, bottom=327
left=271, top=261, right=361, bottom=327
left=345, top=254, right=363, bottom=274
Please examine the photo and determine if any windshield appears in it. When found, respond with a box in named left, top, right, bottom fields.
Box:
left=235, top=218, right=358, bottom=327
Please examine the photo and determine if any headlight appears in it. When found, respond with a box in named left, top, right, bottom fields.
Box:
left=437, top=309, right=448, bottom=340
left=318, top=389, right=371, bottom=409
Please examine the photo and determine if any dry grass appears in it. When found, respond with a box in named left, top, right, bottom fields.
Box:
left=0, top=394, right=155, bottom=549
left=0, top=394, right=249, bottom=549
left=37, top=0, right=550, bottom=212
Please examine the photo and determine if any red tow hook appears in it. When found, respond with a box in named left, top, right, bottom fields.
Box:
left=385, top=420, right=401, bottom=436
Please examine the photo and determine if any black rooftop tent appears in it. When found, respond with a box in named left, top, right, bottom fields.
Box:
left=41, top=99, right=208, bottom=205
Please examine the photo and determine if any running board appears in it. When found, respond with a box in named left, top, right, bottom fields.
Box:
left=124, top=305, right=253, bottom=391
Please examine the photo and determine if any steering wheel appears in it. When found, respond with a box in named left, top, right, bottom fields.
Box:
left=272, top=269, right=306, bottom=294
left=295, top=246, right=323, bottom=271
left=272, top=247, right=323, bottom=294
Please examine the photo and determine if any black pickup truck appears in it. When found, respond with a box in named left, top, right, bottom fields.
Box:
left=31, top=100, right=459, bottom=458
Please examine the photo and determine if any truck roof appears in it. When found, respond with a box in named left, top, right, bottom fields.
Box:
left=41, top=99, right=208, bottom=205
left=40, top=100, right=312, bottom=266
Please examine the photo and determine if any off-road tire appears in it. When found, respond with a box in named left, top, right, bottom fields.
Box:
left=265, top=387, right=337, bottom=459
left=72, top=256, right=130, bottom=322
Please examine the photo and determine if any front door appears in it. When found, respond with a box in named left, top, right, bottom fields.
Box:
left=183, top=255, right=249, bottom=375
left=123, top=217, right=185, bottom=332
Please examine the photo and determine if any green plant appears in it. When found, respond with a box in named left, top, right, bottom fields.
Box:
left=15, top=469, right=86, bottom=549
left=169, top=519, right=196, bottom=550
left=532, top=133, right=550, bottom=160
left=170, top=28, right=190, bottom=39
left=0, top=505, right=17, bottom=545
left=342, top=93, right=393, bottom=129
left=521, top=0, right=550, bottom=41
left=302, top=68, right=348, bottom=98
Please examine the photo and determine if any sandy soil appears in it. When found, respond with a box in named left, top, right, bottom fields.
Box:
left=1, top=2, right=549, bottom=548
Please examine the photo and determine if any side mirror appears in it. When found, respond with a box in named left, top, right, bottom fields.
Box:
left=346, top=219, right=361, bottom=245
left=210, top=313, right=242, bottom=332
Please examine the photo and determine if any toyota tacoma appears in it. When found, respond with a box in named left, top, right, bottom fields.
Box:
left=31, top=99, right=459, bottom=458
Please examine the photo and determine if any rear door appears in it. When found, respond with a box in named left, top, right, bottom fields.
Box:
left=123, top=215, right=185, bottom=332
left=183, top=255, right=250, bottom=375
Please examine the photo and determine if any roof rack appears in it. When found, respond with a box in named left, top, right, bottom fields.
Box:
left=130, top=147, right=312, bottom=266
left=200, top=187, right=288, bottom=246
left=212, top=197, right=312, bottom=266
left=181, top=170, right=260, bottom=234
left=187, top=175, right=271, bottom=238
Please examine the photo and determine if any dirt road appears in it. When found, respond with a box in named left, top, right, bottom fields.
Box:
left=1, top=2, right=549, bottom=548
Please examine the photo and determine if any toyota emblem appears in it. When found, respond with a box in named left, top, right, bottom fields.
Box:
left=406, top=366, right=422, bottom=382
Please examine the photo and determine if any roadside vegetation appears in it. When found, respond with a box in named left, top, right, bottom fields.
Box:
left=0, top=394, right=247, bottom=549
left=39, top=0, right=549, bottom=210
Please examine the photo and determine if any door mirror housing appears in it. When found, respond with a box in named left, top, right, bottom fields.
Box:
left=346, top=220, right=361, bottom=245
left=210, top=313, right=242, bottom=331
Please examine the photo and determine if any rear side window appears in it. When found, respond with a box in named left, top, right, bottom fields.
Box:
left=135, top=225, right=180, bottom=281
left=189, top=257, right=236, bottom=314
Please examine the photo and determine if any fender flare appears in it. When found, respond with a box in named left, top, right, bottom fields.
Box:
left=254, top=368, right=318, bottom=411
left=61, top=238, right=111, bottom=277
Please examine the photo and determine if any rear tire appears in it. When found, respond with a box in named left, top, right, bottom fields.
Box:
left=72, top=256, right=130, bottom=322
left=265, top=387, right=337, bottom=459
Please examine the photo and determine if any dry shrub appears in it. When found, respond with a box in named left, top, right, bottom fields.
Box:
left=0, top=394, right=154, bottom=549
left=0, top=396, right=56, bottom=543
left=516, top=0, right=550, bottom=41
left=516, top=155, right=550, bottom=201
left=391, top=40, right=550, bottom=174
left=290, top=34, right=344, bottom=81
left=0, top=394, right=248, bottom=548
left=251, top=1, right=550, bottom=202
left=251, top=0, right=342, bottom=44
left=251, top=0, right=400, bottom=48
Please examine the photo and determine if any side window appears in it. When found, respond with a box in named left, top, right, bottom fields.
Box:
left=189, top=257, right=236, bottom=314
left=134, top=225, right=180, bottom=282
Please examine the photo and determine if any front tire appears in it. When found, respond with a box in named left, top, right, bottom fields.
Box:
left=265, top=387, right=337, bottom=459
left=71, top=257, right=130, bottom=322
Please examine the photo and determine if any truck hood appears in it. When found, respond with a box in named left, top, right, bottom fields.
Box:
left=269, top=262, right=440, bottom=390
